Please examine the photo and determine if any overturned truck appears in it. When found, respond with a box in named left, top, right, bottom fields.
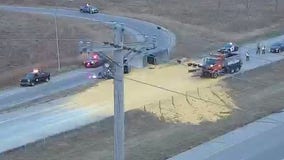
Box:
left=188, top=52, right=242, bottom=78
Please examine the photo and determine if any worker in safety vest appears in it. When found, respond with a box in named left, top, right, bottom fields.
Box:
left=246, top=51, right=250, bottom=61
left=256, top=43, right=261, bottom=54
left=262, top=45, right=266, bottom=54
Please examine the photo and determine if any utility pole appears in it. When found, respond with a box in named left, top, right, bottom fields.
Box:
left=113, top=23, right=125, bottom=160
left=54, top=2, right=61, bottom=71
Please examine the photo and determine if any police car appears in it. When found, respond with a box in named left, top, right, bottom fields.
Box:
left=218, top=42, right=239, bottom=53
left=80, top=4, right=99, bottom=14
left=20, top=69, right=50, bottom=86
left=83, top=52, right=108, bottom=68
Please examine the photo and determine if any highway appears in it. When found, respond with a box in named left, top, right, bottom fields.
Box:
left=1, top=5, right=284, bottom=157
left=169, top=109, right=284, bottom=160
left=0, top=68, right=102, bottom=111
left=0, top=5, right=176, bottom=153
left=0, top=5, right=176, bottom=111
left=0, top=96, right=113, bottom=153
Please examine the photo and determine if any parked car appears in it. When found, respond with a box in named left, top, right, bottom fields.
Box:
left=83, top=52, right=108, bottom=68
left=80, top=4, right=99, bottom=14
left=20, top=69, right=50, bottom=86
left=218, top=42, right=239, bottom=53
left=270, top=42, right=284, bottom=53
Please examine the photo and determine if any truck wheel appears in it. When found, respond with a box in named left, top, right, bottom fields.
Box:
left=235, top=66, right=240, bottom=72
left=45, top=77, right=50, bottom=82
left=235, top=46, right=239, bottom=51
left=97, top=72, right=102, bottom=79
left=230, top=68, right=235, bottom=74
left=235, top=67, right=239, bottom=72
left=212, top=73, right=218, bottom=78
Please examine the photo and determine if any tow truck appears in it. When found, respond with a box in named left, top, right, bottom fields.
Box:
left=20, top=69, right=50, bottom=86
left=188, top=52, right=242, bottom=78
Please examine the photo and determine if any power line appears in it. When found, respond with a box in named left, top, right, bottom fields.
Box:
left=0, top=38, right=102, bottom=41
left=124, top=77, right=229, bottom=107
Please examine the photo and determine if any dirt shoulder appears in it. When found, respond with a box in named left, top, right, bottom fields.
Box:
left=2, top=59, right=284, bottom=160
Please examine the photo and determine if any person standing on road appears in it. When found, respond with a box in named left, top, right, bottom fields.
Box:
left=256, top=43, right=261, bottom=55
left=246, top=51, right=250, bottom=61
left=262, top=45, right=266, bottom=54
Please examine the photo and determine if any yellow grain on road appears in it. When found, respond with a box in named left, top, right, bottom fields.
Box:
left=70, top=63, right=234, bottom=124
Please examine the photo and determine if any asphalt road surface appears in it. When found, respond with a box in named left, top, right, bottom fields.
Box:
left=0, top=97, right=112, bottom=153
left=169, top=109, right=284, bottom=160
left=0, top=68, right=102, bottom=111
left=0, top=5, right=176, bottom=111
left=1, top=5, right=284, bottom=156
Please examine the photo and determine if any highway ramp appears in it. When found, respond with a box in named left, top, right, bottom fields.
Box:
left=0, top=5, right=176, bottom=111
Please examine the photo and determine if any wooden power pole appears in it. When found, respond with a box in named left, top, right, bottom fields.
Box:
left=113, top=23, right=125, bottom=160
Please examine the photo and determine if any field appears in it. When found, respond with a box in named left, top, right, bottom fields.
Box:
left=1, top=0, right=284, bottom=160
left=1, top=0, right=284, bottom=87
left=0, top=10, right=117, bottom=88
left=1, top=0, right=284, bottom=57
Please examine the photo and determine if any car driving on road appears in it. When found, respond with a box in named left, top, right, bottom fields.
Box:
left=80, top=4, right=99, bottom=14
left=218, top=42, right=239, bottom=53
left=270, top=42, right=284, bottom=53
left=20, top=69, right=50, bottom=86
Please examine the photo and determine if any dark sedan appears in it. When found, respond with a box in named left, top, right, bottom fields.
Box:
left=20, top=69, right=50, bottom=86
left=80, top=5, right=99, bottom=14
left=270, top=42, right=284, bottom=53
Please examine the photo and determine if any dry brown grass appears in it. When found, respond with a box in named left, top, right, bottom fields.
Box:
left=1, top=0, right=284, bottom=86
left=0, top=10, right=115, bottom=87
left=2, top=0, right=284, bottom=49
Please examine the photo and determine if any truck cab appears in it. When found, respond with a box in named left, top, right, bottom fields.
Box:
left=201, top=52, right=242, bottom=78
